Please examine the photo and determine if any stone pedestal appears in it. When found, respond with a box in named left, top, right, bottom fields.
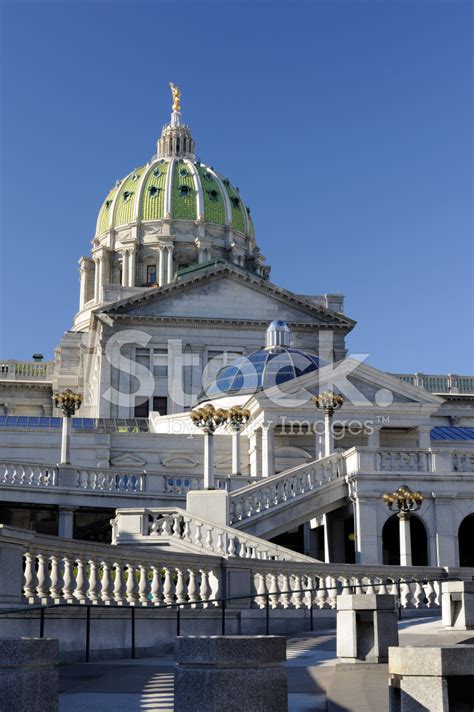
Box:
left=441, top=580, right=474, bottom=630
left=388, top=645, right=474, bottom=711
left=186, top=490, right=229, bottom=527
left=336, top=594, right=398, bottom=663
left=0, top=638, right=58, bottom=712
left=174, top=636, right=288, bottom=712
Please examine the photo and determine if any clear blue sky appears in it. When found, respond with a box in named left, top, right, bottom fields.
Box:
left=1, top=1, right=472, bottom=374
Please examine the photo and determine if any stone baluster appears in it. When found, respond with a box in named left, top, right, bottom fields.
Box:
left=187, top=568, right=198, bottom=606
left=378, top=577, right=389, bottom=595
left=74, top=558, right=87, bottom=604
left=205, top=527, right=213, bottom=550
left=87, top=560, right=99, bottom=604
left=365, top=576, right=376, bottom=595
left=49, top=555, right=61, bottom=603
left=150, top=566, right=161, bottom=605
left=268, top=573, right=279, bottom=609
left=216, top=532, right=225, bottom=555
left=163, top=567, right=174, bottom=605
left=292, top=575, right=303, bottom=609
left=126, top=564, right=137, bottom=605
left=227, top=535, right=236, bottom=557
left=254, top=572, right=267, bottom=609
left=100, top=561, right=112, bottom=605
left=194, top=522, right=202, bottom=547
left=23, top=552, right=35, bottom=603
left=280, top=573, right=292, bottom=609
left=413, top=580, right=425, bottom=608
left=316, top=576, right=328, bottom=609
left=183, top=519, right=191, bottom=542
left=62, top=556, right=74, bottom=603
left=113, top=562, right=125, bottom=605
left=175, top=568, right=186, bottom=604
left=138, top=565, right=148, bottom=605
left=162, top=518, right=171, bottom=536
left=425, top=580, right=437, bottom=608
left=36, top=553, right=49, bottom=604
left=400, top=578, right=414, bottom=609
left=340, top=575, right=351, bottom=594
left=173, top=515, right=182, bottom=537
left=326, top=576, right=337, bottom=608
left=199, top=569, right=210, bottom=608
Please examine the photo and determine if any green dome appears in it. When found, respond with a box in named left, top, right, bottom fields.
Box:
left=96, top=158, right=255, bottom=238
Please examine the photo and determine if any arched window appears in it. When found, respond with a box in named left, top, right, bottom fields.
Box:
left=458, top=514, right=474, bottom=567
left=382, top=513, right=428, bottom=566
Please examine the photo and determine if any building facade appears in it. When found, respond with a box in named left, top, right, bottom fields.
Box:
left=1, top=89, right=474, bottom=569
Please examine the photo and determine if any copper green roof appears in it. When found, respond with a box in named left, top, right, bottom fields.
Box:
left=96, top=158, right=254, bottom=237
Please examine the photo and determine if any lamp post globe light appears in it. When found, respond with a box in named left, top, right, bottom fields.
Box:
left=190, top=404, right=228, bottom=489
left=53, top=390, right=82, bottom=465
left=225, top=406, right=251, bottom=476
left=312, top=390, right=344, bottom=458
left=382, top=485, right=424, bottom=566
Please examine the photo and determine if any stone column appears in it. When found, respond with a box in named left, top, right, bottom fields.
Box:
left=417, top=425, right=431, bottom=450
left=231, top=425, right=241, bottom=476
left=203, top=429, right=215, bottom=489
left=93, top=258, right=100, bottom=302
left=79, top=261, right=87, bottom=310
left=324, top=411, right=333, bottom=457
left=121, top=251, right=129, bottom=287
left=354, top=497, right=381, bottom=564
left=314, top=420, right=325, bottom=460
left=323, top=512, right=331, bottom=563
left=249, top=428, right=261, bottom=478
left=261, top=422, right=275, bottom=478
left=367, top=425, right=381, bottom=448
left=58, top=507, right=76, bottom=538
left=60, top=416, right=72, bottom=465
left=398, top=512, right=412, bottom=566
left=167, top=245, right=174, bottom=283
left=159, top=246, right=166, bottom=287
left=128, top=248, right=136, bottom=287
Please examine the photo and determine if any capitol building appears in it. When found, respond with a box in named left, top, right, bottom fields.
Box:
left=1, top=85, right=474, bottom=579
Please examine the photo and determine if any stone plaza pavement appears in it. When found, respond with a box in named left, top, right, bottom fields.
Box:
left=58, top=617, right=474, bottom=712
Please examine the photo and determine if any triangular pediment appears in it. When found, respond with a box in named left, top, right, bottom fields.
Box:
left=249, top=358, right=444, bottom=410
left=97, top=264, right=355, bottom=329
left=110, top=452, right=147, bottom=467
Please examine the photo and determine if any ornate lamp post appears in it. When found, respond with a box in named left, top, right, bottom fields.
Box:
left=383, top=485, right=424, bottom=566
left=312, top=391, right=344, bottom=457
left=225, top=406, right=251, bottom=476
left=53, top=389, right=82, bottom=465
left=190, top=404, right=228, bottom=489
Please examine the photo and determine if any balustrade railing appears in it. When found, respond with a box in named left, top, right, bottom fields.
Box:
left=375, top=449, right=430, bottom=473
left=76, top=469, right=145, bottom=493
left=229, top=453, right=344, bottom=525
left=0, top=462, right=57, bottom=487
left=114, top=508, right=313, bottom=562
left=0, top=526, right=459, bottom=614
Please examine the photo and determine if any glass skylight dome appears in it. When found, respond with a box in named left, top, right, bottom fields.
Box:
left=202, top=321, right=323, bottom=400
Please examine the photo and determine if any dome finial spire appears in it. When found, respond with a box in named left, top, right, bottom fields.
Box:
left=169, top=82, right=181, bottom=127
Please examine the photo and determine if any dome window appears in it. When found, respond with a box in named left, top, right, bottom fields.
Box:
left=179, top=168, right=188, bottom=177
left=179, top=185, right=191, bottom=197
left=131, top=173, right=140, bottom=182
left=122, top=191, right=133, bottom=203
left=207, top=189, right=219, bottom=203
left=105, top=200, right=113, bottom=211
left=148, top=186, right=160, bottom=198
left=153, top=168, right=162, bottom=177
left=203, top=172, right=212, bottom=181
left=223, top=179, right=230, bottom=187
left=231, top=196, right=240, bottom=209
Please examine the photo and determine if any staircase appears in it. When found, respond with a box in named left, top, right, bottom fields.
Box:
left=228, top=453, right=348, bottom=539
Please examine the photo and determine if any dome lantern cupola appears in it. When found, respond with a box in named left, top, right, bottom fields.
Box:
left=156, top=83, right=195, bottom=159
left=266, top=320, right=291, bottom=349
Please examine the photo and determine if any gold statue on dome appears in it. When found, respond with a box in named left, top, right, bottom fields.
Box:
left=169, top=82, right=181, bottom=112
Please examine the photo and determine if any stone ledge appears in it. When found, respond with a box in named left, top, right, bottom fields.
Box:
left=389, top=645, right=474, bottom=676
left=176, top=635, right=287, bottom=665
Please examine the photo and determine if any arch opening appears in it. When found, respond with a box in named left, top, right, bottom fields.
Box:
left=382, top=513, right=428, bottom=566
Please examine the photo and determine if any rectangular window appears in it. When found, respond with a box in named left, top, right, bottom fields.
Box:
left=152, top=396, right=167, bottom=416
left=153, top=348, right=168, bottom=378
left=134, top=398, right=149, bottom=418
left=146, top=264, right=157, bottom=285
